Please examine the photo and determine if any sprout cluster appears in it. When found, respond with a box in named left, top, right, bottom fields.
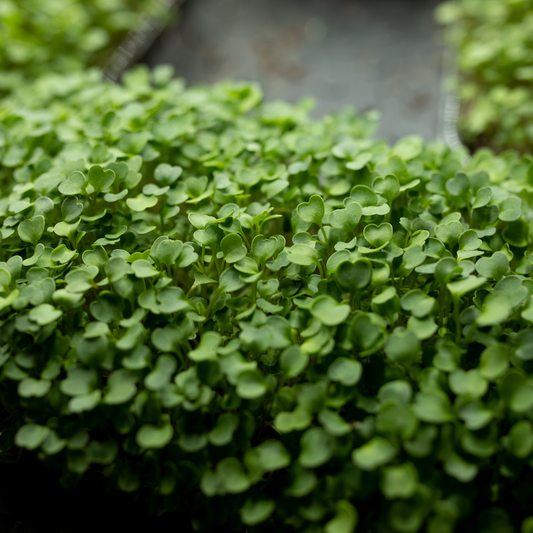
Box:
left=1, top=67, right=533, bottom=532
left=436, top=0, right=533, bottom=153
left=0, top=0, right=165, bottom=94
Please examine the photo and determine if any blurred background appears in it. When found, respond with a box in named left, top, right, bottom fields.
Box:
left=0, top=0, right=447, bottom=143
left=142, top=0, right=444, bottom=143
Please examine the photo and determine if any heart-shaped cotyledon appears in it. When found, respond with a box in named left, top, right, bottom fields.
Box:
left=363, top=222, right=393, bottom=249
left=297, top=195, right=325, bottom=225
left=17, top=215, right=45, bottom=246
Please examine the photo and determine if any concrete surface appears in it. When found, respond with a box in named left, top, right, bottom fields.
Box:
left=143, top=0, right=445, bottom=143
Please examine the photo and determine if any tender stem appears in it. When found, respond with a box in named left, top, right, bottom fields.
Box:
left=453, top=295, right=462, bottom=342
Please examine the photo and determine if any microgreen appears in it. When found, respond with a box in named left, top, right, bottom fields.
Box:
left=0, top=65, right=533, bottom=533
left=436, top=0, right=533, bottom=153
left=0, top=0, right=166, bottom=95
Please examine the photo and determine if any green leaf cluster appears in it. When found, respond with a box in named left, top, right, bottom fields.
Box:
left=0, top=0, right=167, bottom=94
left=436, top=0, right=533, bottom=153
left=2, top=66, right=533, bottom=533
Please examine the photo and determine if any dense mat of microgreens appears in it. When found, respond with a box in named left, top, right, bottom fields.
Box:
left=2, top=66, right=533, bottom=532
left=436, top=0, right=533, bottom=154
left=0, top=0, right=164, bottom=94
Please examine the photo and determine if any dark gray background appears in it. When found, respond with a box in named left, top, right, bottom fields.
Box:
left=144, top=0, right=445, bottom=143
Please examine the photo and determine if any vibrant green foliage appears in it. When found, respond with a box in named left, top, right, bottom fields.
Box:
left=436, top=0, right=533, bottom=153
left=0, top=0, right=166, bottom=93
left=1, top=66, right=533, bottom=533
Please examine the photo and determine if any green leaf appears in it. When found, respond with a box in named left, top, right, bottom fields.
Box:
left=88, top=165, right=115, bottom=194
left=219, top=267, right=246, bottom=292
left=145, top=355, right=177, bottom=391
left=435, top=257, right=462, bottom=285
left=499, top=196, right=522, bottom=222
left=444, top=453, right=478, bottom=483
left=400, top=290, right=435, bottom=318
left=61, top=196, right=83, bottom=222
left=407, top=316, right=437, bottom=340
left=216, top=457, right=250, bottom=493
left=434, top=339, right=463, bottom=374
left=500, top=371, right=533, bottom=413
left=118, top=131, right=151, bottom=153
left=104, top=190, right=128, bottom=203
left=478, top=343, right=509, bottom=380
left=505, top=421, right=533, bottom=458
left=41, top=431, right=67, bottom=456
left=126, top=194, right=158, bottom=212
left=68, top=390, right=101, bottom=413
left=413, top=391, right=454, bottom=423
left=299, top=427, right=334, bottom=468
left=393, top=135, right=423, bottom=160
left=318, top=409, right=352, bottom=436
left=29, top=303, right=62, bottom=325
left=476, top=293, right=513, bottom=327
left=373, top=175, right=400, bottom=202
left=458, top=401, right=493, bottom=431
left=58, top=171, right=87, bottom=196
left=53, top=218, right=80, bottom=240
left=52, top=245, right=78, bottom=264
left=82, top=246, right=108, bottom=270
left=385, top=328, right=420, bottom=367
left=88, top=440, right=118, bottom=465
left=136, top=422, right=174, bottom=450
left=459, top=229, right=482, bottom=252
left=334, top=259, right=372, bottom=292
left=311, top=295, right=351, bottom=326
left=435, top=221, right=463, bottom=247
left=251, top=440, right=291, bottom=472
left=449, top=369, right=488, bottom=398
left=327, top=357, right=362, bottom=386
left=18, top=215, right=45, bottom=246
left=447, top=276, right=486, bottom=298
left=240, top=499, right=275, bottom=526
left=350, top=185, right=378, bottom=207
left=401, top=245, right=426, bottom=273
left=15, top=424, right=50, bottom=450
left=221, top=233, right=247, bottom=264
left=363, top=223, right=393, bottom=249
left=325, top=500, right=358, bottom=533
left=371, top=286, right=400, bottom=321
left=236, top=369, right=268, bottom=399
left=152, top=238, right=183, bottom=267
left=446, top=172, right=469, bottom=197
left=251, top=235, right=278, bottom=264
left=297, top=195, right=325, bottom=225
left=381, top=462, right=419, bottom=499
left=131, top=260, right=159, bottom=278
left=472, top=204, right=499, bottom=227
left=329, top=202, right=362, bottom=232
left=378, top=380, right=412, bottom=404
left=178, top=433, right=207, bottom=453
left=18, top=378, right=51, bottom=398
left=209, top=413, right=239, bottom=447
left=287, top=244, right=318, bottom=266
left=523, top=518, right=533, bottom=533
left=103, top=369, right=137, bottom=404
left=472, top=186, right=491, bottom=208
left=346, top=153, right=372, bottom=170
left=352, top=436, right=397, bottom=470
left=60, top=367, right=97, bottom=396
left=280, top=345, right=309, bottom=378
left=475, top=251, right=510, bottom=281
